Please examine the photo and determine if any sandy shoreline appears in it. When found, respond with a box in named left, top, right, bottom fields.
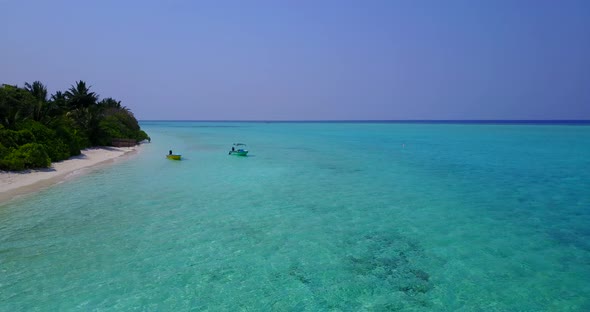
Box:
left=0, top=146, right=140, bottom=203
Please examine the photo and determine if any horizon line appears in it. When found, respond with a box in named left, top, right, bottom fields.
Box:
left=139, top=119, right=590, bottom=123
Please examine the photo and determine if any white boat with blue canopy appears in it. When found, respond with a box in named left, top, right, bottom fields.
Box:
left=229, top=143, right=248, bottom=156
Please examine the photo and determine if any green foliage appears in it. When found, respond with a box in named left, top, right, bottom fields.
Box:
left=0, top=143, right=50, bottom=170
left=99, top=97, right=122, bottom=109
left=0, top=84, right=36, bottom=129
left=0, top=153, right=25, bottom=171
left=136, top=130, right=150, bottom=142
left=50, top=116, right=82, bottom=156
left=17, top=120, right=70, bottom=162
left=24, top=81, right=50, bottom=122
left=0, top=80, right=149, bottom=171
left=0, top=128, right=36, bottom=148
left=0, top=142, right=7, bottom=159
left=65, top=81, right=98, bottom=110
left=99, top=116, right=127, bottom=145
left=49, top=91, right=67, bottom=117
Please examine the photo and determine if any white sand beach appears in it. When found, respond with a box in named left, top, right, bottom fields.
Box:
left=0, top=146, right=139, bottom=202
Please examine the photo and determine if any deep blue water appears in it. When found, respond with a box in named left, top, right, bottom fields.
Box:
left=1, top=121, right=589, bottom=311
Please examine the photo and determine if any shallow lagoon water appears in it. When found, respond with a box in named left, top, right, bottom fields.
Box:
left=1, top=121, right=589, bottom=311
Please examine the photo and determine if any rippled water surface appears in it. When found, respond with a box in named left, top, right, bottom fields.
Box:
left=1, top=121, right=589, bottom=311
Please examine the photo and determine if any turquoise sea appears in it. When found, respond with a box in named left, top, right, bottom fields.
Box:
left=1, top=121, right=589, bottom=311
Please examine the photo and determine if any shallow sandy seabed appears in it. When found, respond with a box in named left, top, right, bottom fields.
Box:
left=0, top=146, right=141, bottom=203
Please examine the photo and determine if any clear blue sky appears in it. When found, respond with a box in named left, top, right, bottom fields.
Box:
left=1, top=0, right=589, bottom=120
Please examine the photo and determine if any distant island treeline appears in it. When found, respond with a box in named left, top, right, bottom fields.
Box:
left=0, top=81, right=149, bottom=171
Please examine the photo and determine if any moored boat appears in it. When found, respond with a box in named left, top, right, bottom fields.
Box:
left=166, top=154, right=181, bottom=160
left=229, top=143, right=248, bottom=156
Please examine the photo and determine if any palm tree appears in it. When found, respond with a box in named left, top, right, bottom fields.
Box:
left=98, top=97, right=122, bottom=109
left=49, top=91, right=67, bottom=116
left=24, top=81, right=49, bottom=122
left=99, top=97, right=134, bottom=117
left=64, top=81, right=98, bottom=110
left=0, top=84, right=35, bottom=128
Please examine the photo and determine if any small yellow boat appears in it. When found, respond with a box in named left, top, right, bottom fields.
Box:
left=166, top=154, right=181, bottom=160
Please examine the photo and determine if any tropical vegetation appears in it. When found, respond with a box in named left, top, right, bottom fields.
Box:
left=0, top=81, right=149, bottom=171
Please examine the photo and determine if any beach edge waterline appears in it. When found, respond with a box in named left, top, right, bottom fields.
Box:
left=0, top=146, right=143, bottom=203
